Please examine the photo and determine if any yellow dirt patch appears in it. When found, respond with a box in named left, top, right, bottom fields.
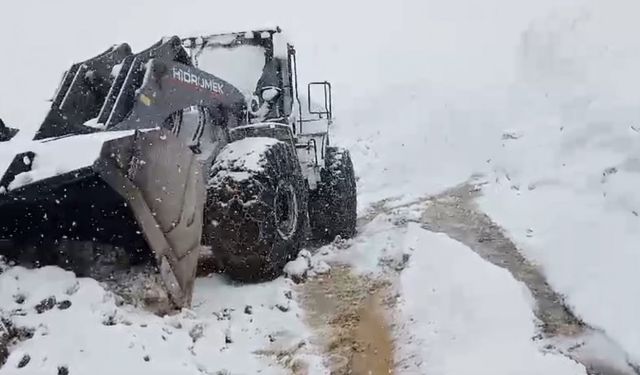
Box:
left=298, top=266, right=395, bottom=374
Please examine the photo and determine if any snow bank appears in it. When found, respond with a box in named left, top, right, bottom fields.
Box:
left=477, top=3, right=640, bottom=363
left=480, top=182, right=640, bottom=364
left=395, top=223, right=586, bottom=375
left=0, top=265, right=327, bottom=374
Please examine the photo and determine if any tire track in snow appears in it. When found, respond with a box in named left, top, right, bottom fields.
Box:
left=418, top=182, right=639, bottom=375
left=298, top=180, right=638, bottom=375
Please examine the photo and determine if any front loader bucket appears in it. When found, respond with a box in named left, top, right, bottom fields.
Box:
left=0, top=129, right=205, bottom=308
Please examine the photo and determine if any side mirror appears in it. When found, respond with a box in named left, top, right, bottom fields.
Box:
left=0, top=118, right=18, bottom=142
left=308, top=81, right=332, bottom=120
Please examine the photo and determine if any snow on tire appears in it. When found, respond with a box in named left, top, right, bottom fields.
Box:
left=204, top=137, right=309, bottom=282
left=309, top=147, right=357, bottom=242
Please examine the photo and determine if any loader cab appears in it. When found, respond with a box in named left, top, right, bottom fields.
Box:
left=183, top=28, right=334, bottom=189
left=182, top=29, right=286, bottom=125
left=182, top=28, right=333, bottom=134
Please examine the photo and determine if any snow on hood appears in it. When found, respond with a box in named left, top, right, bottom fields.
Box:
left=0, top=130, right=136, bottom=192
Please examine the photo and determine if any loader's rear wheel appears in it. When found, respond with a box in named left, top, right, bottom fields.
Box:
left=204, top=138, right=309, bottom=282
left=309, top=147, right=357, bottom=242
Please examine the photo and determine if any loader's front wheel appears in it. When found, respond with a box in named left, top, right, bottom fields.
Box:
left=309, top=147, right=357, bottom=243
left=204, top=138, right=309, bottom=282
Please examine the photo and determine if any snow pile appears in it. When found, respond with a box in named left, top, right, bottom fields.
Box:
left=394, top=223, right=586, bottom=375
left=283, top=250, right=330, bottom=283
left=0, top=265, right=327, bottom=375
left=312, top=203, right=425, bottom=275
left=317, top=214, right=409, bottom=274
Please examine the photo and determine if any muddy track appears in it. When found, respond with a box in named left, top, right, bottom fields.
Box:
left=297, top=266, right=396, bottom=374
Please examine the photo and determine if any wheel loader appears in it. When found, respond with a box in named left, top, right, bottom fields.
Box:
left=0, top=28, right=357, bottom=309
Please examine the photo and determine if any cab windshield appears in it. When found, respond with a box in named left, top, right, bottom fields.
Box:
left=195, top=44, right=267, bottom=97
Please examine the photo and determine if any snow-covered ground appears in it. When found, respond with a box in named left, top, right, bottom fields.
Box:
left=396, top=224, right=585, bottom=375
left=2, top=0, right=640, bottom=373
left=0, top=264, right=327, bottom=374
left=333, top=0, right=640, bottom=366
left=312, top=211, right=587, bottom=374
left=476, top=4, right=640, bottom=364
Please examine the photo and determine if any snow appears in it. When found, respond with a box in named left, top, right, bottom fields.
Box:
left=472, top=5, right=640, bottom=364
left=284, top=250, right=330, bottom=282
left=329, top=1, right=640, bottom=367
left=283, top=253, right=310, bottom=279
left=479, top=174, right=640, bottom=364
left=312, top=214, right=585, bottom=374
left=394, top=223, right=586, bottom=375
left=209, top=137, right=281, bottom=184
left=82, top=117, right=106, bottom=130
left=110, top=62, right=124, bottom=78
left=2, top=0, right=640, bottom=372
left=315, top=214, right=406, bottom=274
left=0, top=265, right=327, bottom=375
left=1, top=131, right=135, bottom=191
left=549, top=330, right=638, bottom=374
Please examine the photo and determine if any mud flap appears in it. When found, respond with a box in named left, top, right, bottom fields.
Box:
left=94, top=128, right=205, bottom=308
